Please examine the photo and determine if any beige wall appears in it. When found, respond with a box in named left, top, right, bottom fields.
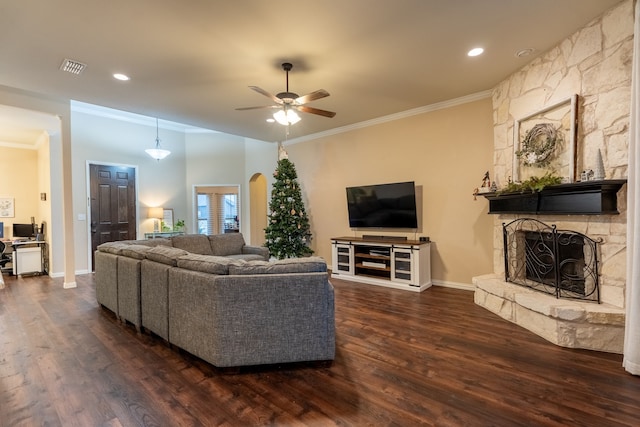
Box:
left=0, top=147, right=39, bottom=236
left=286, top=97, right=495, bottom=286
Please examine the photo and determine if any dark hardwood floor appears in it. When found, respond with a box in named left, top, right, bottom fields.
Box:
left=1, top=273, right=639, bottom=426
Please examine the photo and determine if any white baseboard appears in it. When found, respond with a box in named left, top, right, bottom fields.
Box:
left=432, top=280, right=475, bottom=291
left=49, top=269, right=90, bottom=278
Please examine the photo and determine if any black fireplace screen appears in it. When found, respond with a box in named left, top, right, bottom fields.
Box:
left=503, top=218, right=601, bottom=303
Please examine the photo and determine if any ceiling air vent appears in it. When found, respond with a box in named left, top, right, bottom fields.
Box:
left=60, top=58, right=87, bottom=75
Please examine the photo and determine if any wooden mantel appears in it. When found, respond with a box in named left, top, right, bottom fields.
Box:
left=481, top=179, right=627, bottom=215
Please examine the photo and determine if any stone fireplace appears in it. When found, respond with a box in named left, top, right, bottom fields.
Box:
left=473, top=1, right=632, bottom=354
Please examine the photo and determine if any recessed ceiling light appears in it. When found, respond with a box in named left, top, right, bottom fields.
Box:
left=468, top=47, right=484, bottom=57
left=113, top=73, right=130, bottom=81
left=515, top=48, right=536, bottom=58
left=266, top=118, right=275, bottom=123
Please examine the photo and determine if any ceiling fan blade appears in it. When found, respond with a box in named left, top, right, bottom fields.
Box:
left=249, top=86, right=283, bottom=104
left=295, top=89, right=330, bottom=105
left=297, top=105, right=336, bottom=118
left=235, top=105, right=279, bottom=111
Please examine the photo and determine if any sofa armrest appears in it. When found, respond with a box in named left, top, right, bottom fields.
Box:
left=242, top=245, right=269, bottom=260
left=95, top=251, right=119, bottom=314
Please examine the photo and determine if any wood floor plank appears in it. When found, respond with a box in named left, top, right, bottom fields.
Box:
left=1, top=273, right=640, bottom=426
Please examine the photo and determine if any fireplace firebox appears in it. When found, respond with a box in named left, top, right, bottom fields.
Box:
left=503, top=218, right=601, bottom=303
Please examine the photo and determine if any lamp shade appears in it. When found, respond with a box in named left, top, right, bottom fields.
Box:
left=145, top=147, right=171, bottom=160
left=146, top=118, right=171, bottom=160
left=148, top=207, right=164, bottom=219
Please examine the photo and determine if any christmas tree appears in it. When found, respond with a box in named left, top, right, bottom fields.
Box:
left=264, top=156, right=314, bottom=259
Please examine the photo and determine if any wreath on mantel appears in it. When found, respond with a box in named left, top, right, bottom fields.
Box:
left=516, top=123, right=563, bottom=168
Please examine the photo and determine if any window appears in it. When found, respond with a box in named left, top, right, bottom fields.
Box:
left=197, top=194, right=210, bottom=235
left=196, top=191, right=239, bottom=235
left=220, top=194, right=238, bottom=232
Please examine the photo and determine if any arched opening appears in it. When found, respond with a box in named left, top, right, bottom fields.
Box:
left=249, top=173, right=267, bottom=246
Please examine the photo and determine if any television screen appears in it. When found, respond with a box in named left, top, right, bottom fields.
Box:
left=346, top=181, right=418, bottom=228
left=13, top=223, right=35, bottom=239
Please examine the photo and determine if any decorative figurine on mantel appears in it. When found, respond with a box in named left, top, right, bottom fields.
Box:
left=473, top=171, right=493, bottom=200
left=594, top=149, right=605, bottom=180
left=478, top=171, right=492, bottom=193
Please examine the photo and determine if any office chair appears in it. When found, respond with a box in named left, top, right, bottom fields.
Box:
left=0, top=241, right=12, bottom=271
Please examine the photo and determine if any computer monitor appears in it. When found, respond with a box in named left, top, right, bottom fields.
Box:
left=13, top=223, right=35, bottom=239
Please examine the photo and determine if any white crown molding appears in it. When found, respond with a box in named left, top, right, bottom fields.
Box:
left=70, top=101, right=217, bottom=133
left=284, top=90, right=492, bottom=146
left=0, top=140, right=39, bottom=150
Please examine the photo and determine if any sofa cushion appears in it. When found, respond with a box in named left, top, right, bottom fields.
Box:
left=228, top=257, right=327, bottom=275
left=171, top=234, right=213, bottom=255
left=226, top=253, right=268, bottom=262
left=138, top=238, right=172, bottom=247
left=176, top=254, right=243, bottom=275
left=145, top=246, right=189, bottom=266
left=97, top=242, right=130, bottom=255
left=209, top=233, right=245, bottom=256
left=120, top=244, right=152, bottom=260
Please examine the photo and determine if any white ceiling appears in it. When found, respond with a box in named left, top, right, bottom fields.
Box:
left=0, top=0, right=624, bottom=146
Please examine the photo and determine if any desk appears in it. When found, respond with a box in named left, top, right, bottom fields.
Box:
left=11, top=240, right=47, bottom=276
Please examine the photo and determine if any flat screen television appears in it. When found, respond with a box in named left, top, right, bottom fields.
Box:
left=13, top=223, right=35, bottom=239
left=346, top=181, right=418, bottom=228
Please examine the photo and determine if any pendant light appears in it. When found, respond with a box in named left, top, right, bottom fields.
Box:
left=145, top=118, right=171, bottom=161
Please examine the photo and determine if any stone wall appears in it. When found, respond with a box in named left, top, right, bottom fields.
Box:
left=490, top=0, right=634, bottom=308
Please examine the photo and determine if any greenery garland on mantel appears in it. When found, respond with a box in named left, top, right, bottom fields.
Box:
left=497, top=173, right=563, bottom=195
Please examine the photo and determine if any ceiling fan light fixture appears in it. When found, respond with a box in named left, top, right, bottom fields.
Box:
left=273, top=108, right=301, bottom=126
left=146, top=118, right=171, bottom=160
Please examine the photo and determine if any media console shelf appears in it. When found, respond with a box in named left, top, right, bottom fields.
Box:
left=331, top=237, right=431, bottom=292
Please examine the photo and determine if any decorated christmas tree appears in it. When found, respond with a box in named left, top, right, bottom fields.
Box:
left=264, top=152, right=313, bottom=259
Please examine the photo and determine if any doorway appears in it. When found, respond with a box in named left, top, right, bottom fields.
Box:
left=249, top=173, right=267, bottom=246
left=88, top=163, right=137, bottom=269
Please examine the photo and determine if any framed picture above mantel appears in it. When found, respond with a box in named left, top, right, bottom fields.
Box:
left=512, top=94, right=578, bottom=183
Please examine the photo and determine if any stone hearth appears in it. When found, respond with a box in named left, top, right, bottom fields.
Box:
left=473, top=274, right=624, bottom=353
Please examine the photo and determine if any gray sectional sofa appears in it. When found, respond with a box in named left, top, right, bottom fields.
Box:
left=94, top=233, right=335, bottom=368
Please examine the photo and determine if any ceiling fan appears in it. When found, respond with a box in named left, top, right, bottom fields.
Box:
left=236, top=62, right=336, bottom=125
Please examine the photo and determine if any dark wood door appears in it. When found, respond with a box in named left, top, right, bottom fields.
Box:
left=90, top=164, right=136, bottom=269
